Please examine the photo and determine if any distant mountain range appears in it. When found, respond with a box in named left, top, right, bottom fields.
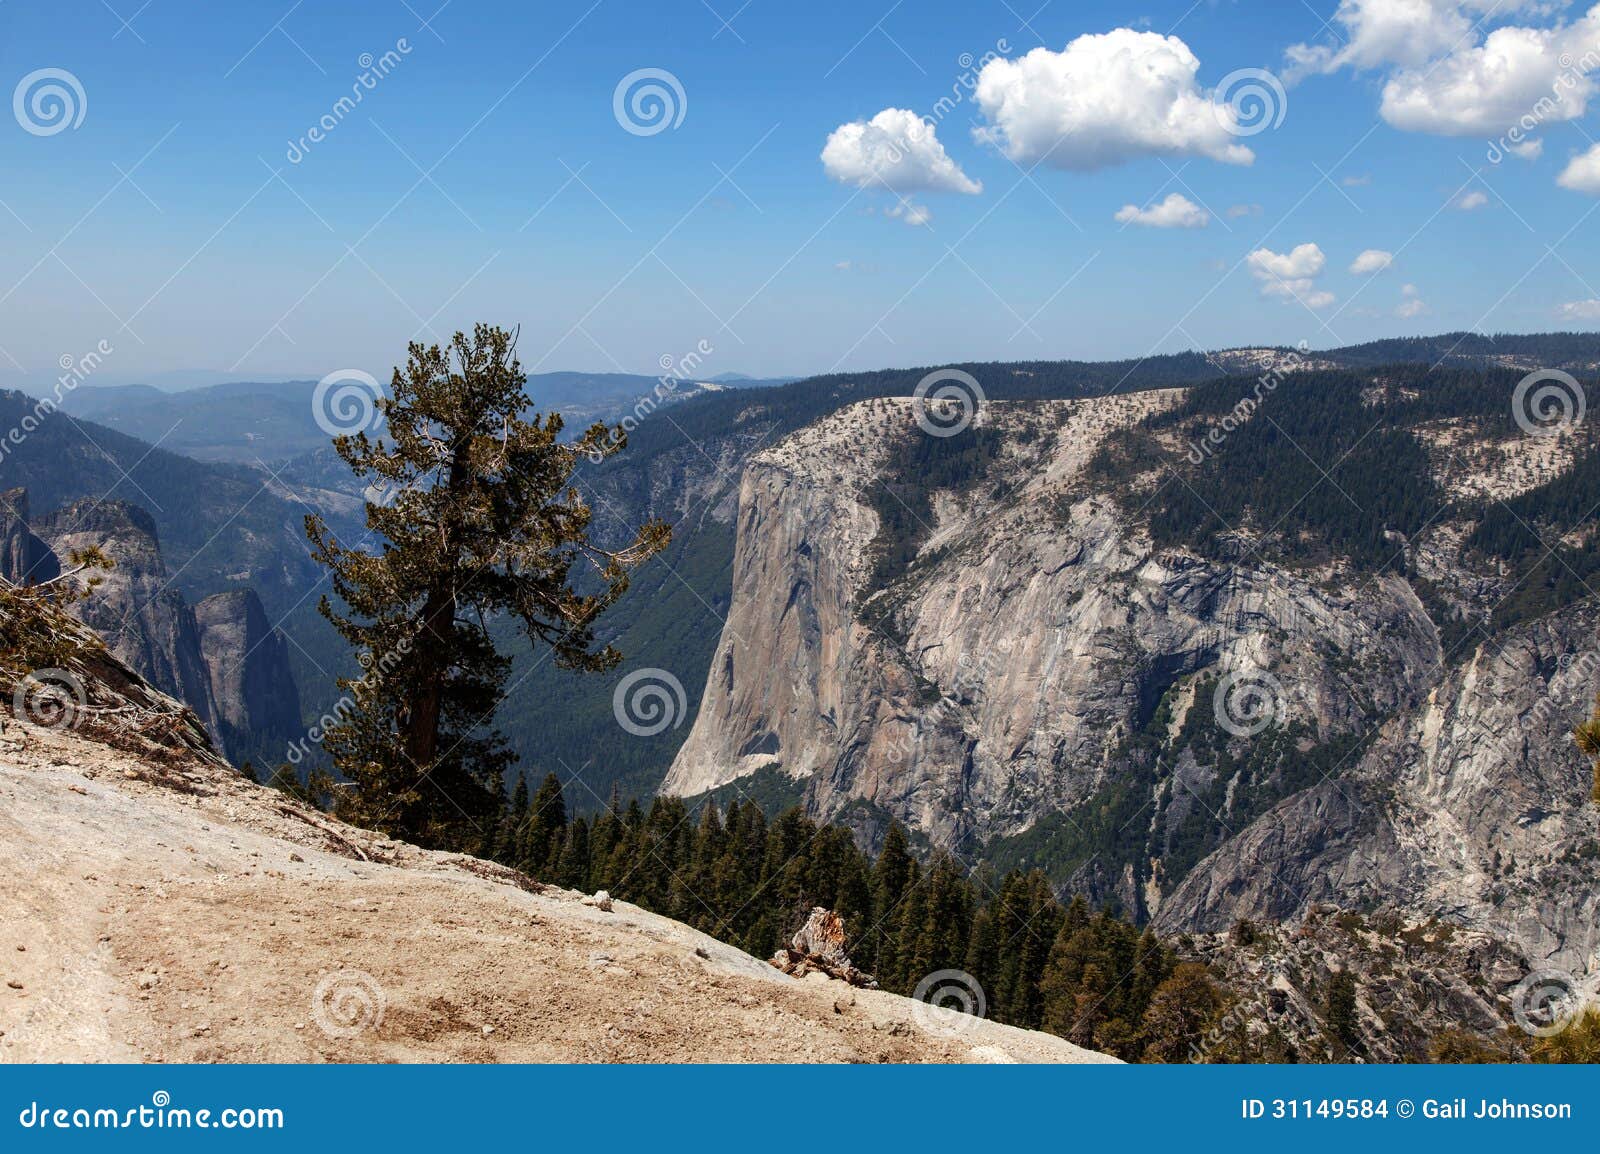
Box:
left=42, top=371, right=794, bottom=465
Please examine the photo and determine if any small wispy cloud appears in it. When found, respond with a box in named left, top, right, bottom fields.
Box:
left=1349, top=249, right=1393, bottom=275
left=1114, top=192, right=1210, bottom=228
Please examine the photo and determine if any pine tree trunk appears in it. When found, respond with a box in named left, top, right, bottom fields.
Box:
left=404, top=582, right=452, bottom=771
left=403, top=440, right=470, bottom=775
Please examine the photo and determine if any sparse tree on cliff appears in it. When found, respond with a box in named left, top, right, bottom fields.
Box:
left=306, top=324, right=669, bottom=848
left=1574, top=691, right=1600, bottom=804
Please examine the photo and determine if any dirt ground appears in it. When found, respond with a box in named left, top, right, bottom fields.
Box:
left=0, top=723, right=1114, bottom=1064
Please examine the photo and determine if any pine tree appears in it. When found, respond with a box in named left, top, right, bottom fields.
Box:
left=683, top=803, right=725, bottom=932
left=869, top=822, right=915, bottom=981
left=832, top=840, right=874, bottom=966
left=1138, top=962, right=1224, bottom=1063
left=962, top=906, right=999, bottom=996
left=476, top=775, right=506, bottom=861
left=891, top=873, right=930, bottom=991
left=915, top=855, right=973, bottom=978
left=993, top=871, right=1062, bottom=1030
left=675, top=800, right=726, bottom=928
left=553, top=815, right=590, bottom=891
left=520, top=772, right=567, bottom=874
left=589, top=797, right=622, bottom=891
left=1529, top=1007, right=1600, bottom=1063
left=305, top=324, right=669, bottom=848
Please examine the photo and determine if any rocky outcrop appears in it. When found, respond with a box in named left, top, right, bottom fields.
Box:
left=1157, top=602, right=1600, bottom=974
left=1182, top=910, right=1531, bottom=1063
left=665, top=402, right=901, bottom=800
left=0, top=586, right=221, bottom=770
left=0, top=489, right=59, bottom=585
left=194, top=589, right=302, bottom=765
left=769, top=907, right=878, bottom=988
left=0, top=711, right=1114, bottom=1063
left=12, top=492, right=299, bottom=767
left=35, top=499, right=221, bottom=743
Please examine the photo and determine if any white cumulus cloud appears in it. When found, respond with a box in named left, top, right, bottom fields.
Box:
left=1286, top=0, right=1543, bottom=77
left=1247, top=243, right=1335, bottom=308
left=1249, top=242, right=1326, bottom=281
left=1455, top=189, right=1490, bottom=209
left=821, top=108, right=982, bottom=195
left=1558, top=142, right=1600, bottom=193
left=1114, top=192, right=1210, bottom=228
left=1379, top=18, right=1596, bottom=136
left=972, top=29, right=1255, bottom=171
left=1350, top=248, right=1394, bottom=274
left=1286, top=2, right=1600, bottom=154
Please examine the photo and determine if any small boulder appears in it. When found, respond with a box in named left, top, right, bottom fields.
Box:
left=769, top=907, right=877, bottom=989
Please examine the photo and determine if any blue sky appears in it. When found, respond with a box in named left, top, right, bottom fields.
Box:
left=4, top=0, right=1600, bottom=387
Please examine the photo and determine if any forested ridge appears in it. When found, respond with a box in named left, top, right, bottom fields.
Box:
left=1091, top=363, right=1600, bottom=633
left=468, top=772, right=1246, bottom=1062
left=377, top=768, right=1592, bottom=1064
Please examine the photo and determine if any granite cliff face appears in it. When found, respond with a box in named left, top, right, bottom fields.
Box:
left=2, top=493, right=300, bottom=766
left=1156, top=602, right=1600, bottom=973
left=193, top=588, right=303, bottom=767
left=662, top=385, right=1600, bottom=980
left=0, top=489, right=59, bottom=585
left=666, top=394, right=1441, bottom=841
left=35, top=499, right=222, bottom=741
